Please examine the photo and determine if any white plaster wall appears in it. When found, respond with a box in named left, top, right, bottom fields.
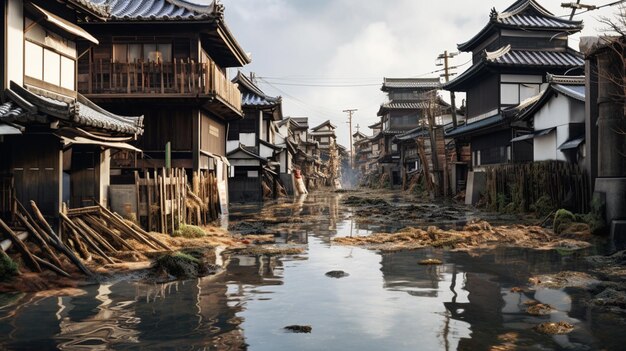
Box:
left=534, top=133, right=557, bottom=161
left=534, top=92, right=571, bottom=130
left=240, top=133, right=256, bottom=147
left=569, top=99, right=585, bottom=124
left=226, top=140, right=239, bottom=153
left=230, top=159, right=261, bottom=167
left=259, top=144, right=273, bottom=159
left=6, top=0, right=24, bottom=87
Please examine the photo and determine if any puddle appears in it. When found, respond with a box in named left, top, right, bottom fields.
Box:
left=0, top=192, right=624, bottom=350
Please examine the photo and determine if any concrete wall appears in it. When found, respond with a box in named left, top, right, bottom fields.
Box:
left=533, top=92, right=584, bottom=162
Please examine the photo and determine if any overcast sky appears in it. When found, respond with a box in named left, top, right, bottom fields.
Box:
left=198, top=0, right=620, bottom=146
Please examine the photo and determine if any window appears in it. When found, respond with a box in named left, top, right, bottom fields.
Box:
left=24, top=19, right=77, bottom=92
left=113, top=43, right=172, bottom=63
left=43, top=49, right=61, bottom=86
left=24, top=41, right=43, bottom=80
left=501, top=83, right=540, bottom=105
left=60, top=56, right=75, bottom=90
left=320, top=137, right=330, bottom=143
left=500, top=84, right=519, bottom=105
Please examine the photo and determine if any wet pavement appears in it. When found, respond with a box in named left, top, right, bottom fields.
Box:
left=1, top=192, right=625, bottom=350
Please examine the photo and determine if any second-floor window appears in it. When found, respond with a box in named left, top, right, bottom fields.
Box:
left=24, top=18, right=76, bottom=92
left=113, top=43, right=172, bottom=63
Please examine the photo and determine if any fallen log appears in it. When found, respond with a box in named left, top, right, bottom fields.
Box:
left=33, top=255, right=70, bottom=278
left=83, top=215, right=135, bottom=251
left=1, top=230, right=70, bottom=278
left=16, top=212, right=63, bottom=267
left=96, top=203, right=162, bottom=251
left=61, top=214, right=114, bottom=265
left=74, top=217, right=117, bottom=253
left=1, top=231, right=28, bottom=252
left=30, top=201, right=92, bottom=277
left=0, top=218, right=41, bottom=272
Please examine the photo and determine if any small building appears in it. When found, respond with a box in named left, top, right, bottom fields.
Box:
left=227, top=72, right=285, bottom=202
left=376, top=77, right=447, bottom=188
left=509, top=75, right=585, bottom=163
left=444, top=0, right=585, bottom=169
left=0, top=0, right=143, bottom=224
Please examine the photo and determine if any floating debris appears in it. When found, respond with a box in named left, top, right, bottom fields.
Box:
left=529, top=271, right=599, bottom=289
left=510, top=287, right=524, bottom=293
left=526, top=303, right=552, bottom=316
left=284, top=325, right=312, bottom=333
left=534, top=321, right=574, bottom=335
left=325, top=270, right=349, bottom=278
left=418, top=259, right=443, bottom=265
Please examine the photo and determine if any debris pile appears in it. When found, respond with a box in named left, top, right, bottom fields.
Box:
left=333, top=220, right=592, bottom=251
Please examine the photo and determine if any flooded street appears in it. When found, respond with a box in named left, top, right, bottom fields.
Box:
left=1, top=192, right=624, bottom=350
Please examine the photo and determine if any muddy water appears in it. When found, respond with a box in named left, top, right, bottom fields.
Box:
left=0, top=193, right=624, bottom=350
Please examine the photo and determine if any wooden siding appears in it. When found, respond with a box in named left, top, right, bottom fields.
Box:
left=7, top=134, right=61, bottom=221
left=138, top=108, right=193, bottom=152
left=467, top=74, right=499, bottom=118
left=200, top=111, right=226, bottom=156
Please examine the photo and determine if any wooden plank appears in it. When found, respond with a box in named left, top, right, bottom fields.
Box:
left=0, top=218, right=41, bottom=272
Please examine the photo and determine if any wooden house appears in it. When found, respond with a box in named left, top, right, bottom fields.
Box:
left=75, top=0, right=250, bottom=194
left=376, top=77, right=446, bottom=187
left=508, top=75, right=585, bottom=163
left=288, top=117, right=322, bottom=190
left=309, top=120, right=337, bottom=154
left=444, top=0, right=584, bottom=169
left=227, top=72, right=285, bottom=202
left=0, top=0, right=143, bottom=224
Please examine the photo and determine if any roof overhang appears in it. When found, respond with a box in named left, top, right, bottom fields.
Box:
left=0, top=123, right=23, bottom=136
left=58, top=135, right=141, bottom=152
left=29, top=3, right=99, bottom=44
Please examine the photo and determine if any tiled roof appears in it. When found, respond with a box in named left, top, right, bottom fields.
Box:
left=445, top=46, right=584, bottom=92
left=241, top=92, right=280, bottom=107
left=445, top=114, right=506, bottom=138
left=2, top=82, right=143, bottom=135
left=487, top=45, right=584, bottom=67
left=67, top=0, right=109, bottom=19
left=381, top=101, right=431, bottom=110
left=458, top=0, right=583, bottom=52
left=311, top=120, right=336, bottom=131
left=291, top=117, right=309, bottom=129
left=382, top=78, right=441, bottom=90
left=0, top=102, right=25, bottom=120
left=88, top=0, right=222, bottom=21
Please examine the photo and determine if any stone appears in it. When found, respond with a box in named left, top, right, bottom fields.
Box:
left=325, top=270, right=349, bottom=278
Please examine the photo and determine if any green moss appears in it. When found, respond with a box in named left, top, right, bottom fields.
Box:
left=172, top=224, right=206, bottom=238
left=583, top=194, right=608, bottom=235
left=531, top=195, right=555, bottom=217
left=154, top=251, right=202, bottom=279
left=0, top=253, right=19, bottom=282
left=554, top=209, right=576, bottom=234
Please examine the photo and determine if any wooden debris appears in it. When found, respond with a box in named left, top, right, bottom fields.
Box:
left=0, top=218, right=41, bottom=272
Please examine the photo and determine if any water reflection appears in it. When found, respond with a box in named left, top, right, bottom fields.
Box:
left=1, top=193, right=625, bottom=350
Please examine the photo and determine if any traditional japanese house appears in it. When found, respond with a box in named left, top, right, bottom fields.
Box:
left=444, top=0, right=585, bottom=170
left=508, top=75, right=585, bottom=163
left=227, top=72, right=285, bottom=202
left=75, top=0, right=250, bottom=197
left=376, top=77, right=445, bottom=187
left=0, top=0, right=143, bottom=224
left=274, top=118, right=298, bottom=195
left=288, top=117, right=322, bottom=189
left=309, top=120, right=337, bottom=156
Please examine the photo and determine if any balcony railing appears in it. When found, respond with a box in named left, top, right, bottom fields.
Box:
left=81, top=58, right=241, bottom=112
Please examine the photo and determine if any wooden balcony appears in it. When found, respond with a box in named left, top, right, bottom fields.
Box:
left=80, top=59, right=242, bottom=114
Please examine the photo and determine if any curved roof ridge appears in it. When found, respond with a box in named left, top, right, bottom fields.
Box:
left=485, top=44, right=512, bottom=61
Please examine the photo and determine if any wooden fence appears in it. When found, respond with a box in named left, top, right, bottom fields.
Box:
left=134, top=168, right=220, bottom=234
left=484, top=161, right=590, bottom=214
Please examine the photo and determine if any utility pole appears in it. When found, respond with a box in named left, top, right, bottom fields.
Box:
left=561, top=1, right=597, bottom=20
left=343, top=108, right=358, bottom=169
left=437, top=51, right=459, bottom=127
